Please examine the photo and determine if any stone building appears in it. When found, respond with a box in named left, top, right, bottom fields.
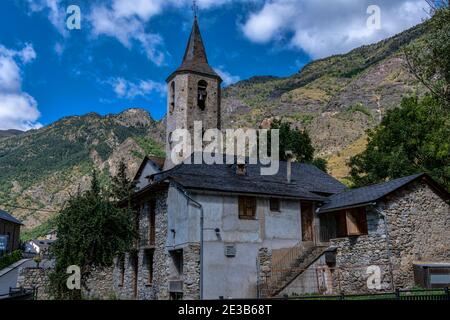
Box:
left=113, top=17, right=450, bottom=300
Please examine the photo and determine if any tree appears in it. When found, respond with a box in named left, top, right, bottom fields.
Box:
left=49, top=170, right=136, bottom=299
left=349, top=95, right=450, bottom=190
left=270, top=119, right=328, bottom=172
left=404, top=5, right=450, bottom=109
left=110, top=160, right=137, bottom=202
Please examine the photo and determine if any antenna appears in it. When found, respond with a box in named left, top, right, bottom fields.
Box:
left=192, top=0, right=198, bottom=19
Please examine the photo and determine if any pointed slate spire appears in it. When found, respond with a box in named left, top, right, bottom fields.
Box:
left=168, top=17, right=221, bottom=81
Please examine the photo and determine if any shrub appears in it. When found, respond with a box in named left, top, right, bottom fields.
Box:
left=0, top=250, right=23, bottom=270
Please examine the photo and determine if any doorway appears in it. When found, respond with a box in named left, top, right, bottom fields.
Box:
left=301, top=202, right=314, bottom=242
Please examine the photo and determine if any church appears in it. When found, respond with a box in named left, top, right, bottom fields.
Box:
left=111, top=17, right=450, bottom=300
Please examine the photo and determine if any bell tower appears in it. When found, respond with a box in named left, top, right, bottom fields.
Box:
left=164, top=16, right=222, bottom=169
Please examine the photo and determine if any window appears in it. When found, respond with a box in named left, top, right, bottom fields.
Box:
left=171, top=249, right=183, bottom=276
left=345, top=209, right=368, bottom=236
left=148, top=200, right=156, bottom=247
left=145, top=249, right=154, bottom=285
left=170, top=292, right=183, bottom=300
left=118, top=255, right=125, bottom=287
left=270, top=198, right=280, bottom=212
left=239, top=196, right=257, bottom=220
left=197, top=80, right=208, bottom=110
left=236, top=164, right=246, bottom=176
left=169, top=81, right=175, bottom=114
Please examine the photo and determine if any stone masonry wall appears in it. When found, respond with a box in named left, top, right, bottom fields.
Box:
left=17, top=268, right=51, bottom=300
left=113, top=191, right=171, bottom=300
left=331, top=181, right=450, bottom=293
left=83, top=265, right=115, bottom=300
left=182, top=243, right=200, bottom=300
left=382, top=181, right=450, bottom=288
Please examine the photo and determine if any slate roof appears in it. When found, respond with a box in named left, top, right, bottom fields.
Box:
left=150, top=158, right=347, bottom=200
left=167, top=18, right=221, bottom=81
left=318, top=173, right=425, bottom=213
left=0, top=209, right=23, bottom=225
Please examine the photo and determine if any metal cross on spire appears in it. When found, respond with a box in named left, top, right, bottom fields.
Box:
left=192, top=0, right=199, bottom=19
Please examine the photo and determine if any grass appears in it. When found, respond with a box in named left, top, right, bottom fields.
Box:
left=326, top=135, right=368, bottom=180
left=345, top=103, right=373, bottom=118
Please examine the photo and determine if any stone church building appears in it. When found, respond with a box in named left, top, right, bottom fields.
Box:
left=112, top=18, right=450, bottom=300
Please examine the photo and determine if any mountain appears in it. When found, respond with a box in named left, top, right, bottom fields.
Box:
left=221, top=23, right=428, bottom=180
left=0, top=129, right=24, bottom=138
left=1, top=22, right=429, bottom=237
left=0, top=109, right=164, bottom=235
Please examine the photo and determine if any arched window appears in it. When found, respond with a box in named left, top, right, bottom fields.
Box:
left=169, top=81, right=175, bottom=114
left=197, top=80, right=208, bottom=110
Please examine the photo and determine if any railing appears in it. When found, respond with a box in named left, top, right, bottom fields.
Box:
left=0, top=287, right=36, bottom=300
left=259, top=242, right=319, bottom=297
left=315, top=225, right=336, bottom=243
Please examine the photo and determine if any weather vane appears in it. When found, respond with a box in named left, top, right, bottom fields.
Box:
left=192, top=0, right=199, bottom=19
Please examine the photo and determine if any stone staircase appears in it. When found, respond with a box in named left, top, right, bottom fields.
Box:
left=259, top=243, right=328, bottom=298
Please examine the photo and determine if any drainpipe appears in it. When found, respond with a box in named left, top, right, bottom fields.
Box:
left=178, top=187, right=204, bottom=300
left=370, top=203, right=396, bottom=290
left=286, top=150, right=293, bottom=183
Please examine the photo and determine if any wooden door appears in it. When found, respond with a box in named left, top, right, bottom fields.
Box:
left=301, top=202, right=314, bottom=241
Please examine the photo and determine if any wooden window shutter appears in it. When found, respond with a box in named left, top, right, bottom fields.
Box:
left=346, top=210, right=362, bottom=236
left=239, top=197, right=245, bottom=217
left=239, top=197, right=256, bottom=219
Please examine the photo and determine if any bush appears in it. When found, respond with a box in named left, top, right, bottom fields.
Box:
left=0, top=250, right=22, bottom=270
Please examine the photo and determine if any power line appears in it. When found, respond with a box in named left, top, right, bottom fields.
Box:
left=0, top=203, right=60, bottom=213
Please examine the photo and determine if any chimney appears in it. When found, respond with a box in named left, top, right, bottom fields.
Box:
left=236, top=164, right=247, bottom=176
left=285, top=150, right=293, bottom=183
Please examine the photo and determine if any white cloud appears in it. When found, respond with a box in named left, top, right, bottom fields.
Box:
left=242, top=0, right=429, bottom=59
left=26, top=0, right=67, bottom=36
left=0, top=44, right=42, bottom=131
left=89, top=0, right=166, bottom=65
left=111, top=77, right=166, bottom=99
left=214, top=67, right=241, bottom=86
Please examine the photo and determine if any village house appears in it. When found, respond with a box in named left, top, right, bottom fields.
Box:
left=0, top=209, right=22, bottom=256
left=112, top=17, right=450, bottom=300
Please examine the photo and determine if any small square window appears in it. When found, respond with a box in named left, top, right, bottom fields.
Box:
left=270, top=198, right=280, bottom=212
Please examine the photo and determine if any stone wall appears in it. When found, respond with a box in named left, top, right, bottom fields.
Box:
left=257, top=247, right=272, bottom=286
left=382, top=181, right=450, bottom=288
left=182, top=243, right=200, bottom=299
left=113, top=191, right=171, bottom=300
left=331, top=181, right=450, bottom=293
left=83, top=265, right=115, bottom=300
left=17, top=268, right=51, bottom=300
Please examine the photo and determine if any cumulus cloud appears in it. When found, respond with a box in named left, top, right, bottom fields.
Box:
left=89, top=0, right=169, bottom=66
left=214, top=67, right=241, bottom=86
left=0, top=44, right=42, bottom=131
left=242, top=0, right=429, bottom=59
left=111, top=77, right=166, bottom=99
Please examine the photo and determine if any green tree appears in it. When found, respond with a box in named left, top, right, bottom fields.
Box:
left=49, top=170, right=136, bottom=299
left=110, top=160, right=137, bottom=202
left=404, top=4, right=450, bottom=109
left=349, top=95, right=450, bottom=190
left=270, top=119, right=328, bottom=172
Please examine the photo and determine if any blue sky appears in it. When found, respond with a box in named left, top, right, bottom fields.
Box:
left=0, top=0, right=429, bottom=130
